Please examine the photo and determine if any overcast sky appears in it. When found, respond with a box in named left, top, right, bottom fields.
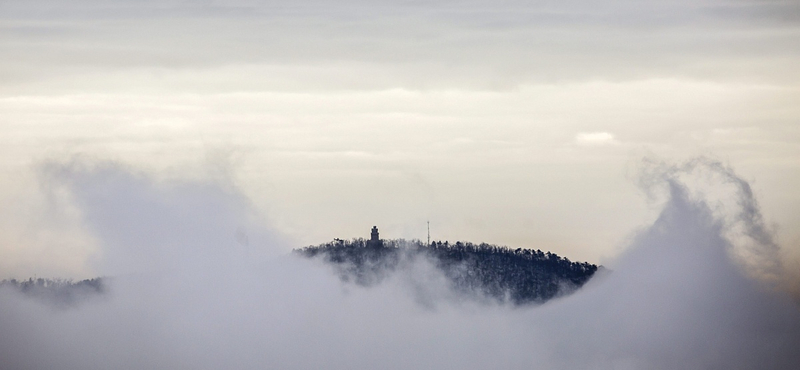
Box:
left=1, top=0, right=799, bottom=280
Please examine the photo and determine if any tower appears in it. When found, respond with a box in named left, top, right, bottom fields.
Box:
left=371, top=226, right=379, bottom=242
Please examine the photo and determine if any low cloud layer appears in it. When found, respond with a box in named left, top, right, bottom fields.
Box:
left=0, top=158, right=798, bottom=369
left=37, top=161, right=281, bottom=277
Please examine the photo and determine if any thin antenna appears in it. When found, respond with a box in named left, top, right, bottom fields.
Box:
left=427, top=220, right=430, bottom=246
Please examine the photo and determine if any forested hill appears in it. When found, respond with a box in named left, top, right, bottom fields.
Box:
left=0, top=278, right=105, bottom=307
left=295, top=238, right=599, bottom=305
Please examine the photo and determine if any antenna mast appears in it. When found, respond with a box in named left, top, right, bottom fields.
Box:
left=427, top=220, right=430, bottom=246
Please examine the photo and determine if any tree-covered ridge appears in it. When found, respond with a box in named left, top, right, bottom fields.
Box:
left=295, top=238, right=598, bottom=305
left=0, top=277, right=105, bottom=307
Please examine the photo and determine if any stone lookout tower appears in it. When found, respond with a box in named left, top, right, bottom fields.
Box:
left=370, top=226, right=379, bottom=242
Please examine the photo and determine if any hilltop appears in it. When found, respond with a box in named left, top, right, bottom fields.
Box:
left=0, top=277, right=105, bottom=307
left=295, top=235, right=599, bottom=305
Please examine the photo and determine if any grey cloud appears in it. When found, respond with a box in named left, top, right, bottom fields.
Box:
left=2, top=0, right=797, bottom=93
left=636, top=157, right=783, bottom=283
left=1, top=158, right=798, bottom=369
left=38, top=160, right=281, bottom=276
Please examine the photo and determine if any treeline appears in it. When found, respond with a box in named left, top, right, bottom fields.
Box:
left=295, top=238, right=598, bottom=305
left=0, top=277, right=105, bottom=306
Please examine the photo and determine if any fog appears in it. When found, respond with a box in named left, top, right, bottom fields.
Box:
left=1, top=158, right=799, bottom=369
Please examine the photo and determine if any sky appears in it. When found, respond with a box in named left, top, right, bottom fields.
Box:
left=1, top=0, right=799, bottom=286
left=2, top=1, right=800, bottom=368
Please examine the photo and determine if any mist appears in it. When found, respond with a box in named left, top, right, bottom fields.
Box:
left=1, top=158, right=799, bottom=369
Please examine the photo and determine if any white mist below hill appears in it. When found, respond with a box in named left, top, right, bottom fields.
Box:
left=1, top=158, right=799, bottom=369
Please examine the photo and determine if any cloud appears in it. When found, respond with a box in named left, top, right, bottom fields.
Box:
left=37, top=159, right=283, bottom=276
left=575, top=131, right=617, bottom=145
left=1, top=157, right=798, bottom=369
left=3, top=0, right=799, bottom=94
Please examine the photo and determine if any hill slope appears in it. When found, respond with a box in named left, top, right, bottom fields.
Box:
left=0, top=278, right=105, bottom=307
left=295, top=238, right=598, bottom=305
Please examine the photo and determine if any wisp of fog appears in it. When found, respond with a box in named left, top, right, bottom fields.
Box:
left=1, top=158, right=798, bottom=369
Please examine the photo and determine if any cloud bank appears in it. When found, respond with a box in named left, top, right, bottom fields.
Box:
left=36, top=161, right=281, bottom=277
left=0, top=157, right=798, bottom=369
left=3, top=0, right=799, bottom=265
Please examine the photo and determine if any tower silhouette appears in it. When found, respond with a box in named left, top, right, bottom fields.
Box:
left=371, top=226, right=379, bottom=242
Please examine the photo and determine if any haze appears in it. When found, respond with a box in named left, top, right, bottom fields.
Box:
left=1, top=1, right=799, bottom=368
